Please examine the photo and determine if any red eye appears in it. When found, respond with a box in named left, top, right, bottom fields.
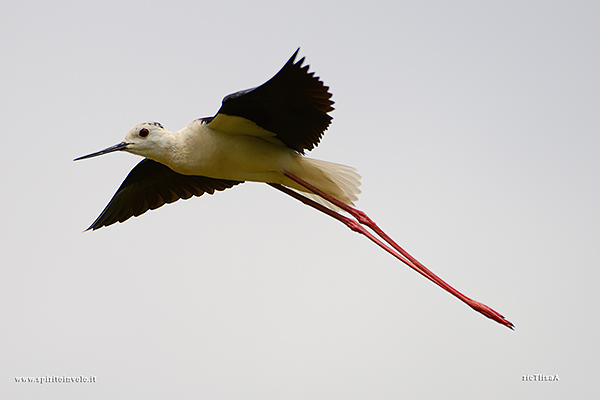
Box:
left=139, top=128, right=149, bottom=137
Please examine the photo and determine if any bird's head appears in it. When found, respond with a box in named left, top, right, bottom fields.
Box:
left=123, top=122, right=171, bottom=157
left=74, top=121, right=172, bottom=162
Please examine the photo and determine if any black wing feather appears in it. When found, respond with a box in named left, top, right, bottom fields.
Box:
left=86, top=159, right=242, bottom=230
left=215, top=49, right=334, bottom=154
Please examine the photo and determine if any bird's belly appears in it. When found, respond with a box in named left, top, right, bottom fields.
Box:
left=171, top=134, right=295, bottom=183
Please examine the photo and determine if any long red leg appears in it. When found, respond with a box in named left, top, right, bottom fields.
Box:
left=276, top=173, right=514, bottom=329
left=268, top=184, right=416, bottom=266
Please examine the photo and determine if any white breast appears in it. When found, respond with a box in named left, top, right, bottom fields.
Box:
left=167, top=120, right=296, bottom=183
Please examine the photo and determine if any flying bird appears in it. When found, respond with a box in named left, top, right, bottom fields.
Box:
left=75, top=49, right=513, bottom=329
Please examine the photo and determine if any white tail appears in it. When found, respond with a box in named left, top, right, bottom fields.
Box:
left=286, top=157, right=361, bottom=210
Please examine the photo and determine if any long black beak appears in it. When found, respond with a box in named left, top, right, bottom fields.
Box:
left=74, top=142, right=131, bottom=161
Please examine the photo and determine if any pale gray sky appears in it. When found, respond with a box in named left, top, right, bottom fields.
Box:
left=1, top=0, right=598, bottom=398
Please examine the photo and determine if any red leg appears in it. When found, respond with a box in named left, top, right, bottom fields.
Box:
left=278, top=173, right=514, bottom=329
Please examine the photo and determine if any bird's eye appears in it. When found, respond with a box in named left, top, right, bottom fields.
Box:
left=139, top=128, right=149, bottom=137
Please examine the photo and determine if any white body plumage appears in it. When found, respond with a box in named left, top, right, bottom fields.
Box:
left=124, top=119, right=360, bottom=206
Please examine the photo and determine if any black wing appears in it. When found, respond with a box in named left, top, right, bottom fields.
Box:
left=208, top=49, right=334, bottom=154
left=86, top=159, right=242, bottom=230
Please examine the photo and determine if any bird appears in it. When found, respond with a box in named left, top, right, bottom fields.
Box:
left=75, top=49, right=513, bottom=329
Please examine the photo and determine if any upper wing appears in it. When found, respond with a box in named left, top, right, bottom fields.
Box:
left=207, top=49, right=334, bottom=154
left=86, top=159, right=242, bottom=230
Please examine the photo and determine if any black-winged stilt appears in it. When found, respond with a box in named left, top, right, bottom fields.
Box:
left=75, top=49, right=513, bottom=329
